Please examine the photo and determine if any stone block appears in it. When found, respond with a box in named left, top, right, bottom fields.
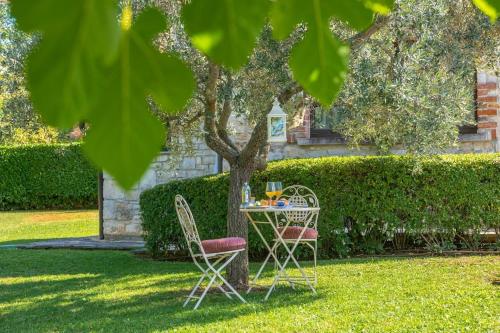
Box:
left=184, top=170, right=205, bottom=178
left=114, top=201, right=135, bottom=221
left=156, top=170, right=177, bottom=184
left=477, top=72, right=486, bottom=84
left=103, top=179, right=126, bottom=200
left=125, top=223, right=142, bottom=236
left=201, top=155, right=215, bottom=165
left=103, top=220, right=126, bottom=236
left=156, top=152, right=171, bottom=162
left=181, top=157, right=196, bottom=169
left=103, top=200, right=116, bottom=220
left=138, top=168, right=157, bottom=190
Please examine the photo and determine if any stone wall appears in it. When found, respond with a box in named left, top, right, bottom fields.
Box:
left=103, top=71, right=499, bottom=239
left=103, top=140, right=218, bottom=239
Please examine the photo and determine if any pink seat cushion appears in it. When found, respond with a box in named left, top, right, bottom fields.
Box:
left=201, top=237, right=246, bottom=254
left=277, top=226, right=318, bottom=239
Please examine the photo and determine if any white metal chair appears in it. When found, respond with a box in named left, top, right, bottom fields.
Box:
left=275, top=185, right=320, bottom=286
left=175, top=195, right=247, bottom=310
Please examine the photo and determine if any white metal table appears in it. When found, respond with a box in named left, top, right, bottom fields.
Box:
left=240, top=205, right=320, bottom=299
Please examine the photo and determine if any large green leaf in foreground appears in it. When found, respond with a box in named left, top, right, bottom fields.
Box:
left=270, top=0, right=394, bottom=106
left=11, top=0, right=119, bottom=127
left=182, top=0, right=270, bottom=69
left=473, top=0, right=500, bottom=21
left=12, top=1, right=195, bottom=189
left=84, top=8, right=195, bottom=189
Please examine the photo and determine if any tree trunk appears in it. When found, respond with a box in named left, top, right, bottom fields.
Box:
left=226, top=164, right=252, bottom=289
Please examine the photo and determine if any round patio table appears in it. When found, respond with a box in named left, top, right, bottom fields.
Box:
left=240, top=205, right=320, bottom=300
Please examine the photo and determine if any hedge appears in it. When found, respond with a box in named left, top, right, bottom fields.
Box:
left=0, top=144, right=98, bottom=210
left=140, top=154, right=500, bottom=258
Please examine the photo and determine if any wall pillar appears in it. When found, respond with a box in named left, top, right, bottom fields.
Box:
left=477, top=72, right=499, bottom=151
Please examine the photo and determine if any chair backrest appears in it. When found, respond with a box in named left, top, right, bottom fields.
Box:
left=175, top=195, right=202, bottom=256
left=277, top=185, right=320, bottom=227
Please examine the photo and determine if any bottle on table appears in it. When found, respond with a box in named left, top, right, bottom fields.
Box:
left=241, top=182, right=251, bottom=207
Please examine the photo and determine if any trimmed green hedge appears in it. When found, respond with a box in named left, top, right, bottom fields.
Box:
left=0, top=144, right=98, bottom=210
left=140, top=154, right=500, bottom=258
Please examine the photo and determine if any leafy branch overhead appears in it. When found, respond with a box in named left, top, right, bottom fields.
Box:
left=182, top=0, right=395, bottom=106
left=473, top=0, right=500, bottom=21
left=8, top=0, right=498, bottom=189
left=84, top=8, right=195, bottom=189
left=11, top=0, right=195, bottom=189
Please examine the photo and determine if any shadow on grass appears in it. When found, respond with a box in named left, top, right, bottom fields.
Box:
left=0, top=238, right=60, bottom=246
left=0, top=249, right=321, bottom=332
left=0, top=236, right=101, bottom=247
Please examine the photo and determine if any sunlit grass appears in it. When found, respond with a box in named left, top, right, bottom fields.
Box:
left=0, top=210, right=98, bottom=245
left=0, top=249, right=498, bottom=332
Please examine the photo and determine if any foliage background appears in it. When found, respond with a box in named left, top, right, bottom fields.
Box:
left=314, top=0, right=499, bottom=153
left=0, top=144, right=97, bottom=210
left=141, top=153, right=500, bottom=258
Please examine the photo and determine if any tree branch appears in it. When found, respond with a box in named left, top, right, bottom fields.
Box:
left=239, top=99, right=272, bottom=165
left=217, top=73, right=240, bottom=152
left=254, top=140, right=270, bottom=171
left=278, top=84, right=303, bottom=105
left=349, top=15, right=390, bottom=49
left=203, top=62, right=238, bottom=163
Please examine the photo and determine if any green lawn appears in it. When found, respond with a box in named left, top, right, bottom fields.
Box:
left=0, top=210, right=98, bottom=245
left=0, top=249, right=498, bottom=332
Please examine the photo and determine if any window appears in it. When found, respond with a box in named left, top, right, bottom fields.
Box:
left=310, top=106, right=344, bottom=140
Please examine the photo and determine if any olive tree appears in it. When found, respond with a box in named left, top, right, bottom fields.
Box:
left=331, top=0, right=499, bottom=153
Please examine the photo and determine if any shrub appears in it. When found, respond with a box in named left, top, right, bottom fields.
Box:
left=140, top=154, right=500, bottom=258
left=0, top=143, right=98, bottom=210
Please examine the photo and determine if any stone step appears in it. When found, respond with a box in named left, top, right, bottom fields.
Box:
left=15, top=236, right=145, bottom=250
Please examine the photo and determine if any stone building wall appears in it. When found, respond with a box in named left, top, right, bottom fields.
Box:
left=103, top=71, right=499, bottom=239
left=103, top=140, right=218, bottom=239
left=476, top=72, right=499, bottom=151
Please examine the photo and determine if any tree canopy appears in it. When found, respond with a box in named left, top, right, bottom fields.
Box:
left=330, top=0, right=500, bottom=153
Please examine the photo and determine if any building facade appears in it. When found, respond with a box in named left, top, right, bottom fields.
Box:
left=103, top=72, right=499, bottom=239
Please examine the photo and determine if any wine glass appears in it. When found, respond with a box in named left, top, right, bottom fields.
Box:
left=275, top=182, right=283, bottom=200
left=265, top=182, right=276, bottom=206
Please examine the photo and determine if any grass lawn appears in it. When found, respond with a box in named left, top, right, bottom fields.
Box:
left=0, top=210, right=98, bottom=245
left=0, top=249, right=498, bottom=332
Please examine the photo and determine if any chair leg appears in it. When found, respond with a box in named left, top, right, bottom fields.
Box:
left=211, top=252, right=246, bottom=304
left=184, top=272, right=207, bottom=307
left=247, top=250, right=273, bottom=294
left=313, top=240, right=317, bottom=286
left=193, top=274, right=217, bottom=310
left=188, top=252, right=247, bottom=310
left=268, top=237, right=317, bottom=300
left=216, top=284, right=233, bottom=299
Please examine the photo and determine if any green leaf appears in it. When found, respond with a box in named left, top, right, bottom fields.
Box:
left=11, top=0, right=120, bottom=127
left=84, top=8, right=195, bottom=190
left=182, top=0, right=270, bottom=69
left=270, top=0, right=394, bottom=106
left=472, top=0, right=500, bottom=22
left=289, top=28, right=349, bottom=106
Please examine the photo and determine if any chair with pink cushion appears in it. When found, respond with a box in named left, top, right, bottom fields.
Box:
left=175, top=195, right=247, bottom=310
left=276, top=185, right=320, bottom=286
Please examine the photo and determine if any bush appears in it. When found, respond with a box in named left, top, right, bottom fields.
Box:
left=0, top=144, right=98, bottom=210
left=140, top=154, right=500, bottom=258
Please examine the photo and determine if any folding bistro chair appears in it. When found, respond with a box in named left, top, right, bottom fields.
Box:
left=274, top=185, right=320, bottom=286
left=175, top=195, right=247, bottom=310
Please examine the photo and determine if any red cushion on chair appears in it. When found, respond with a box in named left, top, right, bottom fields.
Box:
left=277, top=226, right=318, bottom=239
left=201, top=237, right=246, bottom=254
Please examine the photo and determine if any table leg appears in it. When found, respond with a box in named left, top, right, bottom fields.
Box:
left=264, top=211, right=317, bottom=300
left=246, top=211, right=295, bottom=293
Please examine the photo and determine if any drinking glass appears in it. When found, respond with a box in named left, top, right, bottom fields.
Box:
left=265, top=182, right=276, bottom=205
left=275, top=182, right=283, bottom=199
